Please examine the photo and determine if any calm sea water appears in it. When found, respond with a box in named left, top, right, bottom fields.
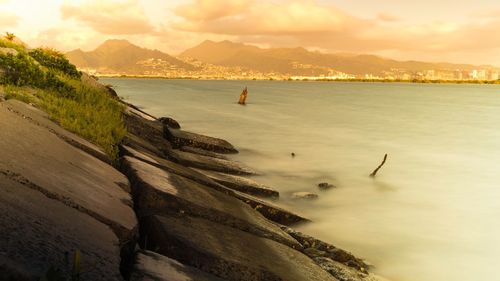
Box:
left=103, top=78, right=500, bottom=281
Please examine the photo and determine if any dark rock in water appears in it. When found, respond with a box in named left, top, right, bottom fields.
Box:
left=158, top=116, right=181, bottom=129
left=195, top=169, right=279, bottom=198
left=318, top=182, right=336, bottom=190
left=291, top=192, right=319, bottom=200
left=141, top=215, right=337, bottom=281
left=130, top=250, right=225, bottom=281
left=122, top=156, right=300, bottom=249
left=164, top=127, right=238, bottom=154
left=291, top=152, right=296, bottom=157
left=313, top=257, right=371, bottom=281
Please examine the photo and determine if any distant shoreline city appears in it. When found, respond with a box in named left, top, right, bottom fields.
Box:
left=70, top=39, right=500, bottom=85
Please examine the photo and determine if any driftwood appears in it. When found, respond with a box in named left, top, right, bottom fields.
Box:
left=370, top=153, right=388, bottom=178
left=238, top=87, right=248, bottom=105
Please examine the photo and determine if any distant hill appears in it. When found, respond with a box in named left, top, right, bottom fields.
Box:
left=66, top=39, right=195, bottom=74
left=180, top=40, right=492, bottom=76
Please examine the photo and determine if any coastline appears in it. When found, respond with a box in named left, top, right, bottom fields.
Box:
left=97, top=74, right=500, bottom=85
left=0, top=76, right=391, bottom=280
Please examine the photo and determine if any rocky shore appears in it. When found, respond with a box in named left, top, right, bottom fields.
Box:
left=0, top=84, right=390, bottom=281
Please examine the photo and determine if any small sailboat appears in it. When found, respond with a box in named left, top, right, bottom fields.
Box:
left=238, top=86, right=248, bottom=105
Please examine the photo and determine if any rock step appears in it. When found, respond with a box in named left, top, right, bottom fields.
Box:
left=180, top=146, right=228, bottom=159
left=130, top=250, right=226, bottom=281
left=122, top=156, right=301, bottom=250
left=196, top=169, right=279, bottom=198
left=169, top=149, right=257, bottom=175
left=121, top=145, right=308, bottom=226
left=164, top=127, right=238, bottom=154
left=141, top=214, right=338, bottom=281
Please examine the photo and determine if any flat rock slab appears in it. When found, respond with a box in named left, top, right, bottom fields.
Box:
left=122, top=145, right=308, bottom=226
left=165, top=127, right=238, bottom=154
left=180, top=146, right=228, bottom=159
left=122, top=156, right=300, bottom=249
left=0, top=175, right=122, bottom=280
left=130, top=250, right=226, bottom=281
left=142, top=215, right=338, bottom=281
left=0, top=102, right=137, bottom=241
left=169, top=149, right=257, bottom=175
left=3, top=100, right=110, bottom=163
left=195, top=169, right=279, bottom=198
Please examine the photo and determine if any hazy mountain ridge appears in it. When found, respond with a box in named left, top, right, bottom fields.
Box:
left=181, top=40, right=492, bottom=76
left=66, top=39, right=195, bottom=74
left=66, top=39, right=497, bottom=78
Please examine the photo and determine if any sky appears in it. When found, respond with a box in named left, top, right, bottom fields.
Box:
left=0, top=0, right=499, bottom=65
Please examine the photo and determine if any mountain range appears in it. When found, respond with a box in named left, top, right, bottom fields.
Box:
left=66, top=39, right=496, bottom=78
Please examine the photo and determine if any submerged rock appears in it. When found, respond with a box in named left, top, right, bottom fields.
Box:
left=291, top=192, right=319, bottom=200
left=318, top=182, right=336, bottom=190
left=158, top=116, right=181, bottom=129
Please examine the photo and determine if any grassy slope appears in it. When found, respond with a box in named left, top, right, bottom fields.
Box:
left=0, top=38, right=126, bottom=161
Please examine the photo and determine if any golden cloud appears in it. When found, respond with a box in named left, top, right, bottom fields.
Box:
left=0, top=12, right=19, bottom=27
left=61, top=0, right=154, bottom=35
left=175, top=0, right=362, bottom=35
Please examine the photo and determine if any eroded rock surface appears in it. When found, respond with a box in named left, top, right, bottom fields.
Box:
left=141, top=215, right=338, bottom=281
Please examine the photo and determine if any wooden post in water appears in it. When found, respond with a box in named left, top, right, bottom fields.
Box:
left=238, top=87, right=248, bottom=105
left=370, top=153, right=388, bottom=178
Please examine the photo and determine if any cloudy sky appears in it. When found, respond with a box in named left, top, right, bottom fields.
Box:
left=1, top=0, right=499, bottom=65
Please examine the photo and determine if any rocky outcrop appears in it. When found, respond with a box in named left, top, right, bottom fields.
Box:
left=164, top=127, right=238, bottom=154
left=0, top=47, right=18, bottom=56
left=291, top=191, right=319, bottom=200
left=121, top=145, right=308, bottom=226
left=122, top=155, right=301, bottom=249
left=0, top=100, right=138, bottom=279
left=158, top=116, right=181, bottom=129
left=141, top=215, right=338, bottom=281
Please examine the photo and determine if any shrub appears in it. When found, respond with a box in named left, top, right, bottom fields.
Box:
left=1, top=45, right=126, bottom=162
left=29, top=48, right=81, bottom=79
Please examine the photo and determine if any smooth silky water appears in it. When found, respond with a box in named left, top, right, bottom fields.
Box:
left=103, top=78, right=500, bottom=281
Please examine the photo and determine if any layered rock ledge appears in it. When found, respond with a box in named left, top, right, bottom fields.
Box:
left=0, top=90, right=390, bottom=281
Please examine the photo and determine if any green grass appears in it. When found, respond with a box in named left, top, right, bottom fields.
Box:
left=0, top=39, right=126, bottom=162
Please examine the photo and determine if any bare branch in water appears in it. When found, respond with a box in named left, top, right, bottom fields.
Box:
left=370, top=153, right=388, bottom=178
